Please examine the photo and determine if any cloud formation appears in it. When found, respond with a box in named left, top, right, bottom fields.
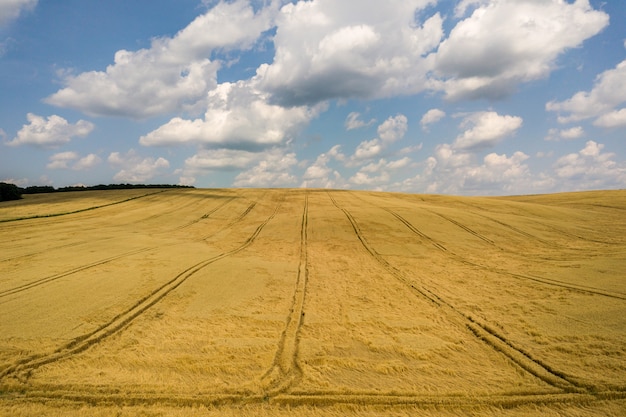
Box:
left=453, top=111, right=522, bottom=150
left=420, top=108, right=446, bottom=130
left=5, top=113, right=94, bottom=148
left=45, top=0, right=277, bottom=119
left=257, top=0, right=444, bottom=106
left=47, top=152, right=101, bottom=170
left=344, top=112, right=376, bottom=130
left=432, top=0, right=609, bottom=100
left=0, top=0, right=37, bottom=27
left=547, top=59, right=626, bottom=128
left=108, top=150, right=169, bottom=182
left=351, top=114, right=408, bottom=162
left=140, top=81, right=321, bottom=149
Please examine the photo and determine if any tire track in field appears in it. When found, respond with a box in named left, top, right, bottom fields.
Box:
left=0, top=194, right=235, bottom=263
left=383, top=208, right=626, bottom=300
left=0, top=198, right=251, bottom=298
left=169, top=197, right=235, bottom=231
left=0, top=247, right=154, bottom=298
left=0, top=201, right=282, bottom=383
left=454, top=200, right=620, bottom=247
left=260, top=193, right=308, bottom=395
left=423, top=209, right=496, bottom=245
left=0, top=190, right=168, bottom=224
left=381, top=207, right=448, bottom=252
left=327, top=192, right=585, bottom=395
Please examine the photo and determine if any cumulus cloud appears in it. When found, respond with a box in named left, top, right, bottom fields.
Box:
left=257, top=0, right=443, bottom=106
left=73, top=153, right=102, bottom=170
left=185, top=148, right=259, bottom=172
left=5, top=113, right=94, bottom=148
left=453, top=111, right=522, bottom=150
left=47, top=151, right=101, bottom=170
left=545, top=126, right=584, bottom=141
left=547, top=60, right=626, bottom=127
left=553, top=141, right=626, bottom=190
left=344, top=112, right=376, bottom=130
left=108, top=150, right=169, bottom=183
left=140, top=81, right=321, bottom=149
left=351, top=114, right=408, bottom=162
left=0, top=0, right=37, bottom=27
left=432, top=0, right=609, bottom=100
left=233, top=148, right=298, bottom=187
left=394, top=143, right=533, bottom=195
left=45, top=0, right=278, bottom=118
left=420, top=108, right=446, bottom=130
left=349, top=157, right=411, bottom=188
left=301, top=145, right=346, bottom=188
left=594, top=109, right=626, bottom=129
left=47, top=151, right=79, bottom=169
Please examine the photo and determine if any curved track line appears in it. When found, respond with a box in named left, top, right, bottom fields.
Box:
left=326, top=192, right=584, bottom=394
left=0, top=202, right=282, bottom=383
left=381, top=207, right=448, bottom=252
left=261, top=194, right=308, bottom=395
left=424, top=209, right=496, bottom=245
left=169, top=197, right=235, bottom=231
left=0, top=190, right=168, bottom=224
left=384, top=208, right=626, bottom=300
left=0, top=199, right=258, bottom=299
left=0, top=247, right=154, bottom=298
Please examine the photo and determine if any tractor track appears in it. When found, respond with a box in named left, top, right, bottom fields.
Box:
left=382, top=207, right=626, bottom=300
left=350, top=190, right=626, bottom=301
left=2, top=190, right=625, bottom=411
left=0, top=190, right=168, bottom=225
left=0, top=195, right=236, bottom=263
left=0, top=201, right=282, bottom=384
left=326, top=192, right=587, bottom=396
left=0, top=198, right=255, bottom=298
left=0, top=247, right=155, bottom=299
left=423, top=209, right=496, bottom=246
left=260, top=193, right=308, bottom=395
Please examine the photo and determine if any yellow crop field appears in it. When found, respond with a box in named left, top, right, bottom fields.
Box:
left=0, top=188, right=625, bottom=416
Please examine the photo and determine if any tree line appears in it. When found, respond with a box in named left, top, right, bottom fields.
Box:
left=0, top=183, right=194, bottom=202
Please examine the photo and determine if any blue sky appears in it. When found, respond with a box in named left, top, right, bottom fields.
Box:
left=1, top=0, right=625, bottom=195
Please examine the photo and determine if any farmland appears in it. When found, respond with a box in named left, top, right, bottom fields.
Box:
left=0, top=188, right=625, bottom=416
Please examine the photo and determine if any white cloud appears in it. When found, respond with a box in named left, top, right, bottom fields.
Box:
left=394, top=144, right=532, bottom=195
left=420, top=108, right=446, bottom=130
left=140, top=81, right=321, bottom=149
left=453, top=111, right=522, bottom=150
left=5, top=113, right=94, bottom=148
left=45, top=0, right=278, bottom=118
left=108, top=150, right=170, bottom=183
left=545, top=126, right=584, bottom=141
left=257, top=0, right=443, bottom=106
left=344, top=112, right=376, bottom=130
left=552, top=141, right=626, bottom=190
left=73, top=153, right=102, bottom=170
left=301, top=145, right=346, bottom=188
left=350, top=114, right=408, bottom=162
left=233, top=148, right=298, bottom=187
left=594, top=108, right=626, bottom=128
left=0, top=0, right=37, bottom=27
left=547, top=60, right=626, bottom=126
left=47, top=151, right=79, bottom=169
left=432, top=0, right=608, bottom=100
left=47, top=151, right=101, bottom=170
left=184, top=148, right=259, bottom=171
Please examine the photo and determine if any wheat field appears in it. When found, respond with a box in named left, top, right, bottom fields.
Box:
left=0, top=188, right=625, bottom=416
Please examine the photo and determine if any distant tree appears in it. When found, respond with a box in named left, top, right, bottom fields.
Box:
left=22, top=185, right=55, bottom=194
left=0, top=182, right=22, bottom=201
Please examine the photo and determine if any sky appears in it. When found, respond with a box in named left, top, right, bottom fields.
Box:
left=1, top=0, right=625, bottom=195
